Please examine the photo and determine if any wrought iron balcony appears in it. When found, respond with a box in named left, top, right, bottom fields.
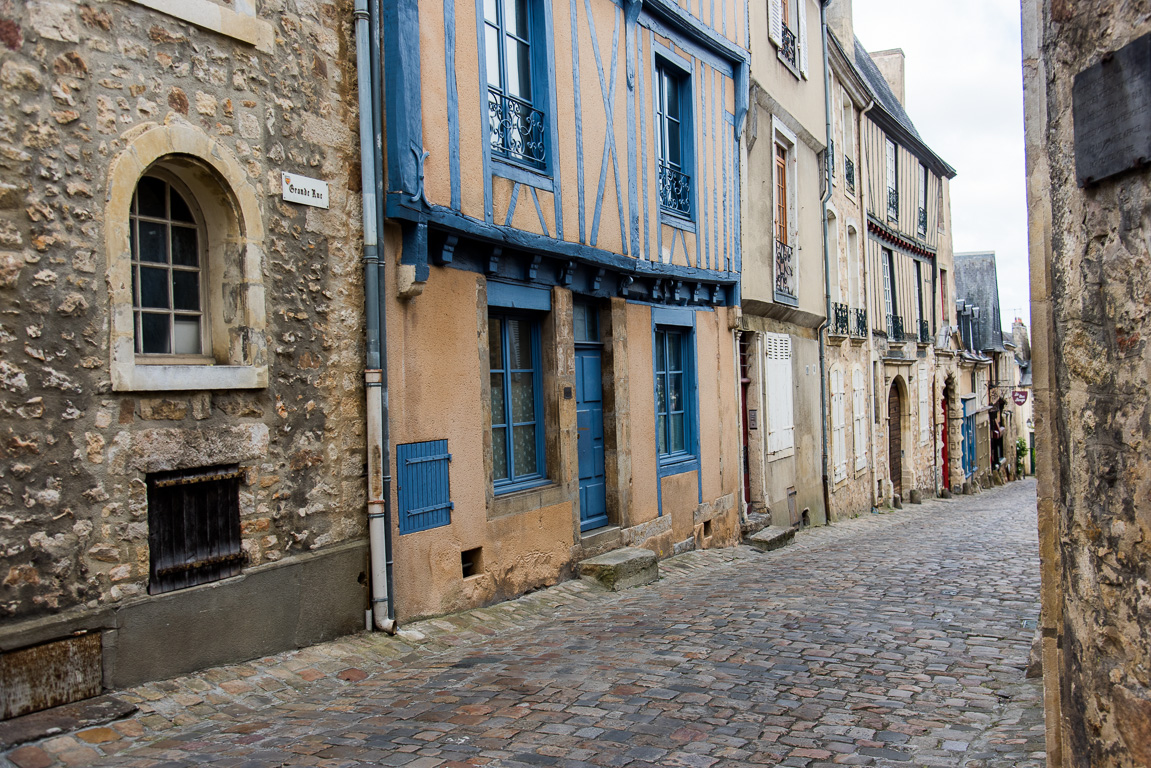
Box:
left=658, top=161, right=692, bottom=216
left=781, top=26, right=797, bottom=68
left=775, top=239, right=796, bottom=302
left=919, top=318, right=931, bottom=344
left=488, top=89, right=547, bottom=169
left=851, top=307, right=867, bottom=338
left=918, top=207, right=928, bottom=235
left=887, top=313, right=904, bottom=341
left=831, top=302, right=849, bottom=336
left=844, top=156, right=855, bottom=194
left=887, top=187, right=899, bottom=220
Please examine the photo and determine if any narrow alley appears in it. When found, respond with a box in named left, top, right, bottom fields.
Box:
left=4, top=481, right=1044, bottom=768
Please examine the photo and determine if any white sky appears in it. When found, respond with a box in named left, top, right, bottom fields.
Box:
left=850, top=0, right=1031, bottom=329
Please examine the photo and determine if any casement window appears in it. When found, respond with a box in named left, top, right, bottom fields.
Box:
left=147, top=465, right=243, bottom=595
left=852, top=367, right=868, bottom=470
left=773, top=120, right=798, bottom=304
left=918, top=164, right=929, bottom=235
left=769, top=0, right=808, bottom=77
left=656, top=61, right=692, bottom=218
left=885, top=138, right=898, bottom=221
left=654, top=327, right=693, bottom=462
left=842, top=95, right=855, bottom=194
left=765, top=332, right=794, bottom=454
left=485, top=0, right=547, bottom=169
left=918, top=363, right=931, bottom=446
left=489, top=313, right=546, bottom=491
left=831, top=368, right=847, bottom=483
left=915, top=260, right=925, bottom=341
left=940, top=268, right=949, bottom=324
left=131, top=175, right=207, bottom=357
left=882, top=247, right=896, bottom=328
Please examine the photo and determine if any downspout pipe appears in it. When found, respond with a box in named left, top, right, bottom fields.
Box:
left=817, top=0, right=833, bottom=525
left=355, top=0, right=396, bottom=634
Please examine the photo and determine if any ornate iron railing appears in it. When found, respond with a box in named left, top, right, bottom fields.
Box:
left=919, top=318, right=931, bottom=343
left=831, top=302, right=849, bottom=335
left=827, top=140, right=834, bottom=180
left=887, top=187, right=899, bottom=220
left=775, top=239, right=796, bottom=301
left=851, top=307, right=867, bottom=338
left=658, top=161, right=692, bottom=216
left=844, top=156, right=855, bottom=194
left=887, top=313, right=904, bottom=341
left=488, top=89, right=547, bottom=169
left=918, top=207, right=928, bottom=234
left=781, top=26, right=797, bottom=68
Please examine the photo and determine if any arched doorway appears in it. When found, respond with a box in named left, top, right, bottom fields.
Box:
left=888, top=384, right=903, bottom=500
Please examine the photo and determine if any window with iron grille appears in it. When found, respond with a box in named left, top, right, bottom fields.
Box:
left=656, top=61, right=692, bottom=218
left=485, top=0, right=547, bottom=169
left=147, top=465, right=243, bottom=595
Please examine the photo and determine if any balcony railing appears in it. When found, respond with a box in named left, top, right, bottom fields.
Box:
left=851, top=307, right=867, bottom=338
left=658, top=161, right=692, bottom=216
left=844, top=156, right=855, bottom=194
left=918, top=207, right=928, bottom=235
left=887, top=313, right=904, bottom=341
left=827, top=140, right=834, bottom=180
left=919, top=318, right=931, bottom=344
left=775, top=239, right=796, bottom=302
left=488, top=89, right=547, bottom=169
left=831, top=302, right=849, bottom=336
left=887, top=187, right=899, bottom=220
left=780, top=26, right=797, bottom=68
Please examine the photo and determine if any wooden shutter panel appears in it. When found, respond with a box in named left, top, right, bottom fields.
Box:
left=397, top=439, right=453, bottom=534
left=853, top=368, right=867, bottom=470
left=798, top=0, right=809, bottom=79
left=769, top=0, right=782, bottom=48
left=779, top=335, right=794, bottom=450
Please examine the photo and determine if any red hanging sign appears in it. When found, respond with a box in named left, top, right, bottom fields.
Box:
left=1012, top=390, right=1029, bottom=406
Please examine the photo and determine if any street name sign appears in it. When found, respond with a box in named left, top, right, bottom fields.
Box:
left=281, top=172, right=330, bottom=208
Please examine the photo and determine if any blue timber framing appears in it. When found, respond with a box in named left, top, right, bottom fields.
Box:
left=649, top=305, right=704, bottom=518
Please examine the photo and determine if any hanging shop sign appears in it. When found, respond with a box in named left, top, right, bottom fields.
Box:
left=1012, top=390, right=1029, bottom=406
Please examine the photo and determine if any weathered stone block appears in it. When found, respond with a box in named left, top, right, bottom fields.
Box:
left=744, top=526, right=795, bottom=553
left=909, top=489, right=922, bottom=504
left=577, top=547, right=658, bottom=591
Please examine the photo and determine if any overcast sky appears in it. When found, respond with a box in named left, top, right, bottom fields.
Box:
left=850, top=0, right=1031, bottom=329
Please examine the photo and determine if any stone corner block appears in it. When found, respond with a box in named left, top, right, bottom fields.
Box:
left=744, top=525, right=796, bottom=553
left=577, top=547, right=658, bottom=591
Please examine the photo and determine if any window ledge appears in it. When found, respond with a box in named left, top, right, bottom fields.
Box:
left=489, top=481, right=569, bottom=520
left=658, top=456, right=699, bottom=478
left=128, top=0, right=274, bottom=53
left=492, top=158, right=554, bottom=192
left=113, top=364, right=268, bottom=392
left=659, top=210, right=697, bottom=233
left=767, top=447, right=795, bottom=462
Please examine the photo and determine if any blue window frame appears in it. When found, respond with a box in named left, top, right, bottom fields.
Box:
left=656, top=61, right=692, bottom=218
left=653, top=325, right=697, bottom=472
left=489, top=313, right=547, bottom=491
left=485, top=0, right=548, bottom=169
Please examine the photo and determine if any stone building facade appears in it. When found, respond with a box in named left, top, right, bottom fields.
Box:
left=0, top=0, right=368, bottom=710
left=1023, top=2, right=1151, bottom=766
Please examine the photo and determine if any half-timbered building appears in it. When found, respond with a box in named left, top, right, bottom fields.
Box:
left=379, top=0, right=750, bottom=618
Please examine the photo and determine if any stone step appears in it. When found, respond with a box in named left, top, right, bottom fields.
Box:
left=740, top=511, right=772, bottom=538
left=744, top=525, right=796, bottom=553
left=577, top=547, right=658, bottom=591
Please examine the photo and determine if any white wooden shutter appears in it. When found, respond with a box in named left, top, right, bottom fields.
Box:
left=798, top=0, right=809, bottom=79
left=853, top=367, right=868, bottom=470
left=832, top=369, right=846, bottom=483
left=765, top=333, right=793, bottom=453
left=919, top=364, right=930, bottom=446
left=769, top=0, right=782, bottom=48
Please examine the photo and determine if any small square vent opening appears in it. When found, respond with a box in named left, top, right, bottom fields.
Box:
left=461, top=547, right=483, bottom=578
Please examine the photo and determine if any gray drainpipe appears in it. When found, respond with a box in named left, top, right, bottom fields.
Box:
left=355, top=0, right=396, bottom=633
left=817, top=0, right=833, bottom=525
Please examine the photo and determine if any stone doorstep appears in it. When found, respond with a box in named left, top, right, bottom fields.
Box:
left=743, top=525, right=796, bottom=553
left=740, top=511, right=771, bottom=537
left=0, top=695, right=137, bottom=751
left=576, top=547, right=659, bottom=591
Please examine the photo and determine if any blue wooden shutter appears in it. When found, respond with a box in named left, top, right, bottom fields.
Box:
left=397, top=440, right=453, bottom=534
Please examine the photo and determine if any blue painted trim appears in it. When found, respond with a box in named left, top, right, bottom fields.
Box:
left=700, top=65, right=709, bottom=270
left=494, top=477, right=553, bottom=495
left=504, top=183, right=522, bottom=226
left=649, top=29, right=662, bottom=268
left=722, top=99, right=729, bottom=273
left=658, top=457, right=700, bottom=478
left=570, top=0, right=586, bottom=243
left=475, top=0, right=494, bottom=223
left=530, top=186, right=550, bottom=238
left=625, top=9, right=640, bottom=261
left=652, top=305, right=695, bottom=326
left=541, top=0, right=563, bottom=239
left=710, top=67, right=719, bottom=274
left=492, top=158, right=556, bottom=191
left=661, top=211, right=697, bottom=234
left=585, top=0, right=626, bottom=253
left=444, top=0, right=461, bottom=211
left=638, top=27, right=650, bottom=262
left=491, top=314, right=548, bottom=492
left=383, top=0, right=425, bottom=201
left=488, top=279, right=553, bottom=309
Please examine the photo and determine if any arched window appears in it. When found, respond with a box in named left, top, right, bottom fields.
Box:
left=130, top=174, right=207, bottom=356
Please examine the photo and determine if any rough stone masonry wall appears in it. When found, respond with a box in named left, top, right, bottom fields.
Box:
left=0, top=0, right=366, bottom=624
left=1025, top=1, right=1151, bottom=765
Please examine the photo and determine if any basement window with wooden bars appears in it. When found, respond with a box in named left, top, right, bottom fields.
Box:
left=147, top=465, right=244, bottom=594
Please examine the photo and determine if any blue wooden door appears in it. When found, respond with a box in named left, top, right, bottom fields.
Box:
left=576, top=348, right=608, bottom=531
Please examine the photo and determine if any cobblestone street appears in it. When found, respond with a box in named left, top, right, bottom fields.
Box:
left=4, top=480, right=1044, bottom=768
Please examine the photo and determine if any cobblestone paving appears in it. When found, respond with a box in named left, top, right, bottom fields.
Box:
left=3, top=480, right=1044, bottom=768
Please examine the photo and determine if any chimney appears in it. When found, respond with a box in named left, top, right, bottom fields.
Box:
left=868, top=48, right=906, bottom=106
left=826, top=0, right=853, bottom=61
